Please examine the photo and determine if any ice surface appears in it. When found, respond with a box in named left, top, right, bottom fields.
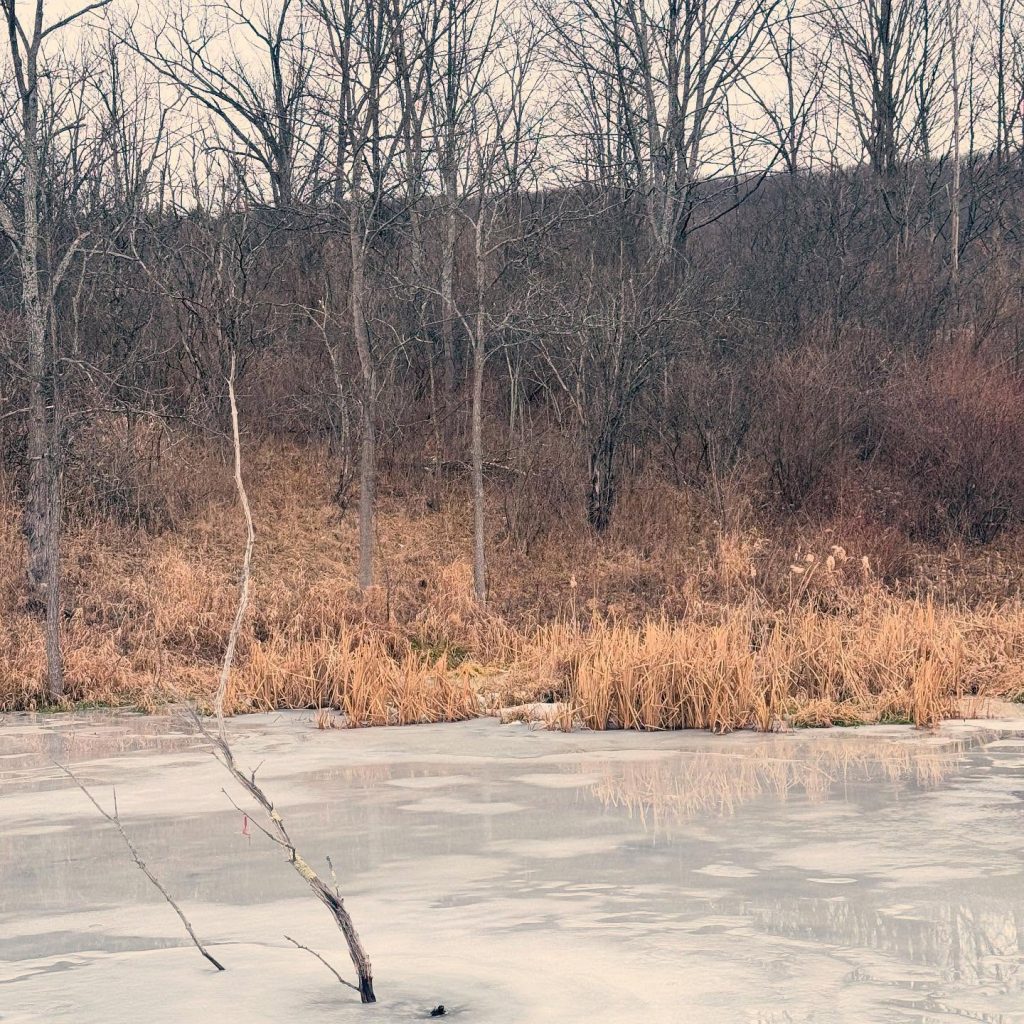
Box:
left=1, top=711, right=1022, bottom=1023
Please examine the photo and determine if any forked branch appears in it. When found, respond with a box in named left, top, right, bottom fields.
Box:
left=188, top=707, right=376, bottom=1001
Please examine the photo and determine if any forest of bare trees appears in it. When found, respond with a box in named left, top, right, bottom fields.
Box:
left=4, top=0, right=1024, bottom=707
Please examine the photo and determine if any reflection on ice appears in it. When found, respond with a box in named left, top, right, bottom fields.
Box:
left=755, top=897, right=1024, bottom=989
left=587, top=735, right=967, bottom=826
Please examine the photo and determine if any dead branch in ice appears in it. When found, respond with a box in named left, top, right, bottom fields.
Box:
left=189, top=706, right=377, bottom=1001
left=56, top=763, right=225, bottom=972
left=188, top=353, right=377, bottom=1002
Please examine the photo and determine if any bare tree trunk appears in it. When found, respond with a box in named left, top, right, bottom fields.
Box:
left=947, top=0, right=961, bottom=307
left=15, top=18, right=63, bottom=699
left=587, top=424, right=616, bottom=533
left=193, top=708, right=378, bottom=1002
left=43, top=432, right=64, bottom=699
left=22, top=261, right=51, bottom=609
left=357, top=395, right=376, bottom=590
left=193, top=355, right=376, bottom=1001
left=218, top=352, right=254, bottom=704
left=995, top=0, right=1008, bottom=165
left=349, top=214, right=375, bottom=590
left=323, top=333, right=354, bottom=505
left=471, top=238, right=486, bottom=605
left=440, top=197, right=458, bottom=393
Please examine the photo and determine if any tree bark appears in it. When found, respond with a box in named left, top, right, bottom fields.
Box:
left=16, top=22, right=63, bottom=699
left=440, top=198, right=458, bottom=393
left=587, top=424, right=617, bottom=533
left=470, top=217, right=487, bottom=606
left=349, top=213, right=376, bottom=590
left=946, top=0, right=961, bottom=307
left=471, top=324, right=486, bottom=606
left=43, top=438, right=64, bottom=700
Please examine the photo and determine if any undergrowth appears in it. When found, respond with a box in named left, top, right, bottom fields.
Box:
left=2, top=439, right=1023, bottom=731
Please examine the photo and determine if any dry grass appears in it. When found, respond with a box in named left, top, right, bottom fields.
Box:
left=229, top=627, right=480, bottom=725
left=519, top=598, right=981, bottom=732
left=2, top=438, right=1023, bottom=731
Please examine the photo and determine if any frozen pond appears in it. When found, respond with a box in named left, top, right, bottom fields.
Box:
left=1, top=711, right=1023, bottom=1023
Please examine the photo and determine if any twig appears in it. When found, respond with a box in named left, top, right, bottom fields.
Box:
left=56, top=763, right=225, bottom=972
left=219, top=786, right=288, bottom=847
left=284, top=935, right=360, bottom=993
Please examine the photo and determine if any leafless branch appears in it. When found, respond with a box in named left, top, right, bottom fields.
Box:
left=55, top=762, right=226, bottom=972
left=284, top=934, right=361, bottom=992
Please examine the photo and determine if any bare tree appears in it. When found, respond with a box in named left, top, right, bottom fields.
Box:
left=424, top=7, right=546, bottom=603
left=547, top=0, right=778, bottom=259
left=147, top=202, right=280, bottom=423
left=744, top=0, right=827, bottom=174
left=426, top=0, right=502, bottom=395
left=815, top=0, right=947, bottom=174
left=537, top=256, right=686, bottom=531
left=0, top=0, right=115, bottom=699
left=988, top=0, right=1020, bottom=163
left=189, top=354, right=377, bottom=1002
left=946, top=0, right=962, bottom=304
left=132, top=0, right=317, bottom=208
left=91, top=30, right=172, bottom=216
left=310, top=0, right=410, bottom=590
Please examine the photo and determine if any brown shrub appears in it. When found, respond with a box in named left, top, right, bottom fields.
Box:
left=880, top=345, right=1024, bottom=543
left=3, top=437, right=1023, bottom=730
left=755, top=346, right=868, bottom=512
left=521, top=596, right=1011, bottom=733
left=65, top=417, right=233, bottom=531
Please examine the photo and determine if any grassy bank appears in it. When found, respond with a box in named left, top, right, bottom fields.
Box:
left=2, top=440, right=1023, bottom=730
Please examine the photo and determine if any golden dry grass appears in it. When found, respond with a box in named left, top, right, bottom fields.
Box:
left=2, top=438, right=1023, bottom=731
left=518, top=598, right=984, bottom=732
